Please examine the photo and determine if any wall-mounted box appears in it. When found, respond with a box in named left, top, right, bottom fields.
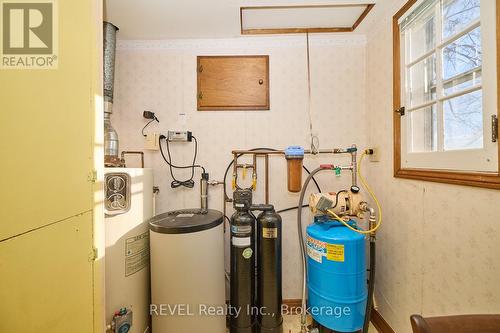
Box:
left=197, top=55, right=269, bottom=111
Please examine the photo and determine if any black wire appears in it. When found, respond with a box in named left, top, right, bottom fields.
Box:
left=302, top=165, right=322, bottom=193
left=167, top=137, right=195, bottom=188
left=332, top=190, right=348, bottom=209
left=141, top=119, right=156, bottom=137
left=277, top=204, right=309, bottom=214
left=158, top=135, right=206, bottom=188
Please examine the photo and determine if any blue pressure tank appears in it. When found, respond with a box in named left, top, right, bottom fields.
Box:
left=306, top=216, right=367, bottom=332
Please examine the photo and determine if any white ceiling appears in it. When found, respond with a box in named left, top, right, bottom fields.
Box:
left=104, top=0, right=376, bottom=40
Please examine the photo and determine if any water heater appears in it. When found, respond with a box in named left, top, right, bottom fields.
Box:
left=104, top=168, right=154, bottom=333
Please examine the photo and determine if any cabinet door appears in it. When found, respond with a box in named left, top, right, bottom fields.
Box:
left=0, top=213, right=94, bottom=333
left=197, top=55, right=269, bottom=110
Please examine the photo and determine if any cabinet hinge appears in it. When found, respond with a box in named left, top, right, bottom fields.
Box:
left=492, top=115, right=498, bottom=143
left=89, top=247, right=98, bottom=261
left=395, top=106, right=405, bottom=116
left=87, top=170, right=97, bottom=183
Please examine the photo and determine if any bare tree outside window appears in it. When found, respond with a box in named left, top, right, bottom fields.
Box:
left=442, top=0, right=482, bottom=150
left=403, top=0, right=484, bottom=153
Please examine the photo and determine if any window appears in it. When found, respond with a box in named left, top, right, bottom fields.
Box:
left=393, top=0, right=500, bottom=189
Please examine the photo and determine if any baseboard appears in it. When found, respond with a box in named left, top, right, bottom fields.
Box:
left=282, top=300, right=396, bottom=333
left=371, top=309, right=395, bottom=333
left=283, top=299, right=302, bottom=308
left=282, top=299, right=302, bottom=315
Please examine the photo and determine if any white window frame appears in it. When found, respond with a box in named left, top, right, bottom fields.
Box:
left=398, top=0, right=498, bottom=172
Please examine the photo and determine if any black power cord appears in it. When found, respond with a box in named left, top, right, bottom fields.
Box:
left=142, top=119, right=156, bottom=137
left=159, top=135, right=206, bottom=188
left=277, top=205, right=309, bottom=214
left=142, top=111, right=159, bottom=137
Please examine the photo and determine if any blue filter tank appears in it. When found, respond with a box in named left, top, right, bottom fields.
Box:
left=306, top=217, right=367, bottom=332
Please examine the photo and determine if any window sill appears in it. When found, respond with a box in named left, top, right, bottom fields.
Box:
left=394, top=168, right=500, bottom=190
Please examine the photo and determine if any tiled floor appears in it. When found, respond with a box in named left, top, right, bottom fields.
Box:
left=282, top=315, right=378, bottom=332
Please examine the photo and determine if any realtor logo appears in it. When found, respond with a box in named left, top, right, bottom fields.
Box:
left=1, top=0, right=58, bottom=69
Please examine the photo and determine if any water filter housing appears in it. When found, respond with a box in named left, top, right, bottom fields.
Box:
left=306, top=217, right=367, bottom=332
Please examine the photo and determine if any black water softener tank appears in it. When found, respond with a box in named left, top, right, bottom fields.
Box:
left=230, top=189, right=256, bottom=333
left=256, top=206, right=283, bottom=333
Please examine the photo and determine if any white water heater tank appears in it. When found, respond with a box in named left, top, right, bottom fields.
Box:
left=104, top=168, right=153, bottom=333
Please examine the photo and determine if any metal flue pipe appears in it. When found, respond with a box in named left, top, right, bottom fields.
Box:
left=103, top=21, right=122, bottom=167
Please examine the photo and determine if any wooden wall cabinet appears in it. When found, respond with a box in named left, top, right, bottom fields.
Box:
left=197, top=55, right=270, bottom=111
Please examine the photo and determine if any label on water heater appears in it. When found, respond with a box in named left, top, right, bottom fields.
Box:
left=262, top=227, right=278, bottom=239
left=125, top=231, right=149, bottom=276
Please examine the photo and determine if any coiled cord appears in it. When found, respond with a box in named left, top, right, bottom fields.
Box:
left=159, top=135, right=206, bottom=189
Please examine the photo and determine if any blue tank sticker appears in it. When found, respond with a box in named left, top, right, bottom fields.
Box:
left=307, top=236, right=326, bottom=263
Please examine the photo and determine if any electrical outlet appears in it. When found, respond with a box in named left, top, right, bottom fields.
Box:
left=145, top=133, right=160, bottom=150
left=369, top=147, right=380, bottom=162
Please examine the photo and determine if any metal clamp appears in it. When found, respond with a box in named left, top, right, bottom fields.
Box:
left=492, top=115, right=498, bottom=143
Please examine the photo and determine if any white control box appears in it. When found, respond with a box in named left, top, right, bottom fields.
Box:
left=167, top=131, right=192, bottom=142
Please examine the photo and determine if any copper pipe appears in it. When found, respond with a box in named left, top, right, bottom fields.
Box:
left=232, top=153, right=238, bottom=188
left=232, top=149, right=284, bottom=155
left=265, top=154, right=269, bottom=204
left=231, top=148, right=354, bottom=155
left=121, top=151, right=144, bottom=168
left=252, top=154, right=257, bottom=188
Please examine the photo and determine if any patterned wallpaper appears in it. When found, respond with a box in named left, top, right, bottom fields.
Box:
left=364, top=1, right=500, bottom=332
left=113, top=18, right=500, bottom=328
left=112, top=35, right=369, bottom=299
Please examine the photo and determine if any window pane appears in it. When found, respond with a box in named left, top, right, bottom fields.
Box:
left=410, top=105, right=438, bottom=152
left=407, top=54, right=437, bottom=107
left=442, top=0, right=480, bottom=39
left=443, top=90, right=483, bottom=150
left=443, top=69, right=481, bottom=95
left=443, top=26, right=481, bottom=94
left=405, top=3, right=436, bottom=62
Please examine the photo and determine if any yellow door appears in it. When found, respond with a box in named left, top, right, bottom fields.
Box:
left=0, top=213, right=95, bottom=332
left=0, top=0, right=103, bottom=332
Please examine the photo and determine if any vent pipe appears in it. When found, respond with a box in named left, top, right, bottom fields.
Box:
left=103, top=22, right=122, bottom=167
